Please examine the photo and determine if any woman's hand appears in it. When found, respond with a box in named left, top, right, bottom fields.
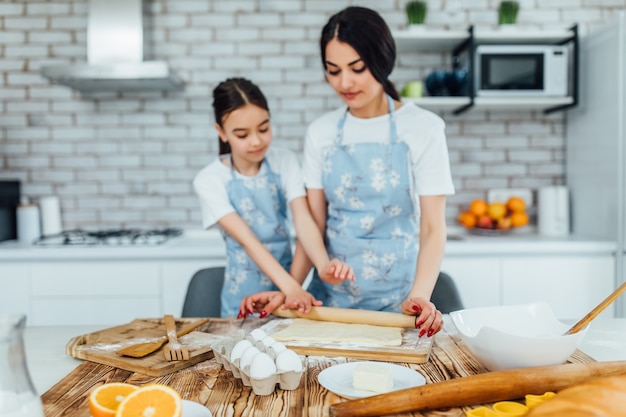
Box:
left=401, top=297, right=443, bottom=338
left=318, top=259, right=355, bottom=285
left=283, top=288, right=323, bottom=314
left=238, top=291, right=285, bottom=319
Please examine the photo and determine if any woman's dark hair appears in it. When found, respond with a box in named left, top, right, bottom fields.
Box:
left=212, top=77, right=270, bottom=155
left=320, top=6, right=400, bottom=101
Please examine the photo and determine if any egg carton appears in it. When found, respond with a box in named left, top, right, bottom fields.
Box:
left=211, top=331, right=304, bottom=396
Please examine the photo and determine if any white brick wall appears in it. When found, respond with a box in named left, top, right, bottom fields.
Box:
left=1, top=0, right=625, bottom=229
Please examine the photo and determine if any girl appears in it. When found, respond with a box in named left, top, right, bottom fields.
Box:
left=193, top=77, right=353, bottom=318
left=241, top=7, right=454, bottom=337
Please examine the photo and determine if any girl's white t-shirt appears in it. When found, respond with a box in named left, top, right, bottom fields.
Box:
left=193, top=147, right=306, bottom=229
left=303, top=101, right=455, bottom=198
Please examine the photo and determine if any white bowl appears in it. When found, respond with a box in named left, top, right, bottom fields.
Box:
left=449, top=302, right=588, bottom=371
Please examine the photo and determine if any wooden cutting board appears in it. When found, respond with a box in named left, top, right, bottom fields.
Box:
left=66, top=318, right=215, bottom=376
left=261, top=319, right=433, bottom=364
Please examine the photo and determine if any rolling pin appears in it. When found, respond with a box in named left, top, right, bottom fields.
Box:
left=271, top=306, right=417, bottom=328
left=330, top=360, right=626, bottom=417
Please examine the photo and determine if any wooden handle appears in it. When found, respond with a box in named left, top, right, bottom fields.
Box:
left=565, top=280, right=626, bottom=335
left=164, top=314, right=178, bottom=344
left=330, top=360, right=626, bottom=417
left=271, top=306, right=416, bottom=328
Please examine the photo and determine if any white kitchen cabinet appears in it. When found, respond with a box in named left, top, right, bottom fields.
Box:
left=161, top=260, right=224, bottom=316
left=440, top=257, right=500, bottom=308
left=29, top=262, right=162, bottom=325
left=501, top=255, right=615, bottom=321
left=0, top=264, right=30, bottom=316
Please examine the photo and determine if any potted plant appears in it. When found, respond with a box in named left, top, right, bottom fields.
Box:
left=406, top=1, right=427, bottom=28
left=498, top=1, right=519, bottom=25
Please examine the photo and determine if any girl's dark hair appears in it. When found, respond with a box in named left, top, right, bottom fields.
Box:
left=320, top=6, right=400, bottom=101
left=212, top=77, right=270, bottom=155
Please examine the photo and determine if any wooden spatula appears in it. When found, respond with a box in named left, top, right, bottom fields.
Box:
left=163, top=314, right=189, bottom=361
left=115, top=318, right=209, bottom=358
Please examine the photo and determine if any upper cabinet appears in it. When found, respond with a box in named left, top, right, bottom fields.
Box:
left=393, top=26, right=578, bottom=115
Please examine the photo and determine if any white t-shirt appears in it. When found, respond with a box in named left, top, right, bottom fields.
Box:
left=193, top=147, right=306, bottom=230
left=303, top=101, right=455, bottom=198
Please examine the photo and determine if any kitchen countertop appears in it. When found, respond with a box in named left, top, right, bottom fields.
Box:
left=27, top=318, right=626, bottom=395
left=0, top=227, right=616, bottom=261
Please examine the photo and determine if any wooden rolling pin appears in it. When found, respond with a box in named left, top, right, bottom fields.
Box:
left=272, top=306, right=417, bottom=328
left=330, top=360, right=626, bottom=417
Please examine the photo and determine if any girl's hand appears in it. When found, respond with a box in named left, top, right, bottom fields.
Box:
left=318, top=259, right=355, bottom=285
left=401, top=297, right=443, bottom=338
left=283, top=288, right=323, bottom=314
left=238, top=291, right=285, bottom=319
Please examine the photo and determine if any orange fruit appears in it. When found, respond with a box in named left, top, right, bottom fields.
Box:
left=510, top=211, right=530, bottom=228
left=469, top=199, right=488, bottom=217
left=457, top=211, right=477, bottom=228
left=487, top=202, right=507, bottom=221
left=115, top=384, right=182, bottom=417
left=89, top=383, right=139, bottom=417
left=506, top=196, right=526, bottom=213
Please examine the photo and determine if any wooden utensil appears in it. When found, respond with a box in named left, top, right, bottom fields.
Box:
left=116, top=318, right=209, bottom=358
left=330, top=360, right=626, bottom=417
left=163, top=314, right=190, bottom=361
left=272, top=306, right=417, bottom=328
left=565, top=280, right=626, bottom=335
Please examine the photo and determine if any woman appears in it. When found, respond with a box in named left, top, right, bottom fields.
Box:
left=241, top=7, right=454, bottom=336
left=193, top=78, right=353, bottom=318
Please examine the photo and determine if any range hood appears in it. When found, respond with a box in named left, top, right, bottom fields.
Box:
left=41, top=0, right=184, bottom=93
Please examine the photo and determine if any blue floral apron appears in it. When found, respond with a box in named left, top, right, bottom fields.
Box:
left=308, top=96, right=418, bottom=312
left=220, top=156, right=292, bottom=317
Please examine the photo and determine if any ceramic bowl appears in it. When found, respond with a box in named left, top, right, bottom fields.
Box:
left=449, top=302, right=588, bottom=371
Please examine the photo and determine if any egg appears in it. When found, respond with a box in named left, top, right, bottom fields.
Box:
left=275, top=349, right=302, bottom=372
left=249, top=352, right=277, bottom=379
left=249, top=328, right=268, bottom=341
left=260, top=335, right=277, bottom=349
left=239, top=346, right=261, bottom=369
left=230, top=339, right=253, bottom=363
left=268, top=341, right=286, bottom=357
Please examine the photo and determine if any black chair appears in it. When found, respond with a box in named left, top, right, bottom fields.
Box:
left=431, top=272, right=464, bottom=314
left=181, top=267, right=225, bottom=318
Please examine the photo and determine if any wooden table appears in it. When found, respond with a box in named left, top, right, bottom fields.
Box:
left=41, top=318, right=594, bottom=417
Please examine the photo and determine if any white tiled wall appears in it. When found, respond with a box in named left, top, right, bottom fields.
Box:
left=1, top=0, right=625, bottom=229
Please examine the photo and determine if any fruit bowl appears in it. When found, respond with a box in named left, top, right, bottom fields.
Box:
left=467, top=227, right=511, bottom=237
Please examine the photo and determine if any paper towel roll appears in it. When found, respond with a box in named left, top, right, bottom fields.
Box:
left=39, top=196, right=63, bottom=236
left=17, top=202, right=41, bottom=244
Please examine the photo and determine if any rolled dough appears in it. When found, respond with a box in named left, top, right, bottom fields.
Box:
left=271, top=318, right=403, bottom=346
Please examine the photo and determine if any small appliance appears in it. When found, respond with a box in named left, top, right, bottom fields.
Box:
left=475, top=45, right=569, bottom=97
left=538, top=186, right=570, bottom=237
left=0, top=180, right=20, bottom=242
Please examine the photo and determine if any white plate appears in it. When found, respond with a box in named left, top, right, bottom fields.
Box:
left=317, top=361, right=426, bottom=400
left=183, top=400, right=212, bottom=417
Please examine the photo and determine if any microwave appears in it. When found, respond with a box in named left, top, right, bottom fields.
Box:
left=475, top=45, right=569, bottom=97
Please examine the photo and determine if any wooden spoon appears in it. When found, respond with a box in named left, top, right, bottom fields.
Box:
left=564, top=280, right=626, bottom=335
left=116, top=318, right=209, bottom=358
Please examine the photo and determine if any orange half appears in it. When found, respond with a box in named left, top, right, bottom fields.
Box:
left=89, top=383, right=139, bottom=417
left=115, top=384, right=182, bottom=417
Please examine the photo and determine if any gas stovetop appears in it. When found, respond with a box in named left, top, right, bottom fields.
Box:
left=34, top=228, right=183, bottom=246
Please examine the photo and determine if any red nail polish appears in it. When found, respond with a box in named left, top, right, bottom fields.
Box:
left=260, top=311, right=268, bottom=318
left=237, top=311, right=242, bottom=319
left=416, top=321, right=423, bottom=328
left=419, top=329, right=426, bottom=337
left=248, top=309, right=253, bottom=315
left=428, top=329, right=434, bottom=337
left=412, top=305, right=419, bottom=311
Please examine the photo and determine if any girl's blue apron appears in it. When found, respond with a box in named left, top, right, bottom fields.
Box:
left=220, top=157, right=292, bottom=317
left=308, top=96, right=419, bottom=312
